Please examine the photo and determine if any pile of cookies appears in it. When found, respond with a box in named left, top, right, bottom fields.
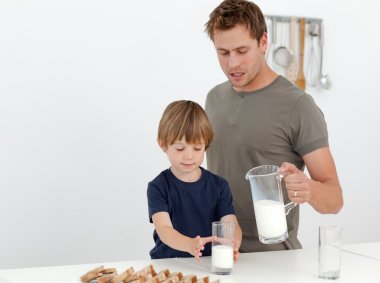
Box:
left=80, top=264, right=220, bottom=283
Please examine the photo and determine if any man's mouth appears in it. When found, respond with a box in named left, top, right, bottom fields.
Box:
left=230, top=72, right=244, bottom=78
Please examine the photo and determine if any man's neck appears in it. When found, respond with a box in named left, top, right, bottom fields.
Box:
left=233, top=67, right=278, bottom=93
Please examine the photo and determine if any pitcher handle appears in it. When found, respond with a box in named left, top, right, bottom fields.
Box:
left=284, top=201, right=298, bottom=215
left=279, top=170, right=298, bottom=215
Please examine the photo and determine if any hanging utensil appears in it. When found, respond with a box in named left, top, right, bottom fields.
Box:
left=295, top=18, right=306, bottom=90
left=265, top=17, right=275, bottom=66
left=286, top=17, right=299, bottom=82
left=305, top=22, right=319, bottom=87
left=273, top=21, right=293, bottom=69
left=318, top=22, right=332, bottom=89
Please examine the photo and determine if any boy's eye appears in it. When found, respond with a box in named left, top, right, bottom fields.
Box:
left=176, top=148, right=184, bottom=151
left=194, top=147, right=202, bottom=151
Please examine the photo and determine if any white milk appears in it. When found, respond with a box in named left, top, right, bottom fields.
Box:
left=254, top=199, right=287, bottom=238
left=212, top=245, right=233, bottom=268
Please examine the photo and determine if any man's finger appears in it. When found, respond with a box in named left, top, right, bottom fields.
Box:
left=280, top=162, right=300, bottom=174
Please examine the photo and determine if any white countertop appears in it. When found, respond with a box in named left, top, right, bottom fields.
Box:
left=0, top=243, right=379, bottom=283
left=342, top=241, right=380, bottom=261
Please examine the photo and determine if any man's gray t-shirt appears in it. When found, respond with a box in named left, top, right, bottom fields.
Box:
left=205, top=76, right=328, bottom=252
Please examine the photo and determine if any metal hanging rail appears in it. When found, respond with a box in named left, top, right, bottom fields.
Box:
left=263, top=14, right=331, bottom=90
left=264, top=15, right=322, bottom=24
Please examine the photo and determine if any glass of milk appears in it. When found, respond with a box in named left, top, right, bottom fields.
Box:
left=245, top=165, right=298, bottom=244
left=211, top=221, right=235, bottom=275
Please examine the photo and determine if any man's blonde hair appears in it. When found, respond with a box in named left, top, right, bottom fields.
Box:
left=158, top=100, right=214, bottom=149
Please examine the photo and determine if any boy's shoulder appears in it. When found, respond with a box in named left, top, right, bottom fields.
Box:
left=148, top=168, right=171, bottom=186
left=148, top=167, right=229, bottom=190
left=201, top=167, right=229, bottom=186
left=149, top=167, right=227, bottom=182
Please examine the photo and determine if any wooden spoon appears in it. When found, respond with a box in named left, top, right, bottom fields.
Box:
left=295, top=17, right=306, bottom=90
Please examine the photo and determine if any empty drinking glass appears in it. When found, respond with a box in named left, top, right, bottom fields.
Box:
left=319, top=226, right=343, bottom=280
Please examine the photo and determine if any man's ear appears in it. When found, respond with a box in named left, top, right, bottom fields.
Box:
left=158, top=141, right=167, bottom=152
left=260, top=32, right=268, bottom=51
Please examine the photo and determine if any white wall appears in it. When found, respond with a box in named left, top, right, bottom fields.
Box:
left=0, top=0, right=379, bottom=269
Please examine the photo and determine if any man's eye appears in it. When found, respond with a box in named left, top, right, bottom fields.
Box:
left=238, top=49, right=247, bottom=54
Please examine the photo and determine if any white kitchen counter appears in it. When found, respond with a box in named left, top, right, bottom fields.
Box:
left=342, top=241, right=380, bottom=261
left=0, top=243, right=379, bottom=283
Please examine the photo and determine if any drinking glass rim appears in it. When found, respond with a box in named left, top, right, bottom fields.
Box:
left=245, top=165, right=280, bottom=178
left=212, top=221, right=236, bottom=226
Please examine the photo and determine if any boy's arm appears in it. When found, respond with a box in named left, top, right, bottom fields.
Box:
left=220, top=214, right=242, bottom=261
left=152, top=212, right=213, bottom=260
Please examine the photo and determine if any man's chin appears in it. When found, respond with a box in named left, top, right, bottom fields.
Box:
left=229, top=79, right=247, bottom=91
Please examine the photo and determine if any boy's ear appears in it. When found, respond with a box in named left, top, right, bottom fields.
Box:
left=158, top=141, right=167, bottom=152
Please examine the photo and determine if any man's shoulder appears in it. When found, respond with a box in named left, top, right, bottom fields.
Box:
left=206, top=81, right=234, bottom=109
left=268, top=76, right=320, bottom=109
left=208, top=80, right=232, bottom=96
left=272, top=76, right=305, bottom=98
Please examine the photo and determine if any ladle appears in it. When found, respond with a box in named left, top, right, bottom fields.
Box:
left=273, top=21, right=293, bottom=69
left=265, top=17, right=276, bottom=66
left=305, top=22, right=319, bottom=87
left=319, top=22, right=332, bottom=89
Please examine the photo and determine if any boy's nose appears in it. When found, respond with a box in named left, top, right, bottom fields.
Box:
left=184, top=149, right=193, bottom=159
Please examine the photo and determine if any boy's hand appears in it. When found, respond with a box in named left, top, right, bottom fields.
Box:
left=212, top=236, right=240, bottom=261
left=233, top=239, right=240, bottom=261
left=188, top=235, right=213, bottom=261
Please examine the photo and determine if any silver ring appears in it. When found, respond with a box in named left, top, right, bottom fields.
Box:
left=294, top=191, right=298, bottom=197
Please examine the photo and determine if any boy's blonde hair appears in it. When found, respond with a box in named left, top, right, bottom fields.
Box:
left=158, top=100, right=214, bottom=149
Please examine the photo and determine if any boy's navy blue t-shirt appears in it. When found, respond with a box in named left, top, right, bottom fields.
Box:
left=147, top=167, right=235, bottom=259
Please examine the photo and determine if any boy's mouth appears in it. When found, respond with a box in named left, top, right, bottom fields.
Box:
left=181, top=163, right=195, bottom=167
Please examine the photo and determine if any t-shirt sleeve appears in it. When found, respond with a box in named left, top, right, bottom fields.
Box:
left=218, top=179, right=236, bottom=219
left=147, top=181, right=169, bottom=223
left=289, top=94, right=329, bottom=156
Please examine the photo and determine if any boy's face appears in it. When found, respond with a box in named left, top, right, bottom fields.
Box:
left=160, top=137, right=206, bottom=181
left=213, top=24, right=267, bottom=92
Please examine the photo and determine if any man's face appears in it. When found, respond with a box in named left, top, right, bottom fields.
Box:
left=213, top=25, right=267, bottom=92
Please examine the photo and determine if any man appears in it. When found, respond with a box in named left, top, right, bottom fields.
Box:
left=204, top=0, right=343, bottom=252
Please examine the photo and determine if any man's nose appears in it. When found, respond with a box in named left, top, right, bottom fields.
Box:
left=228, top=53, right=239, bottom=69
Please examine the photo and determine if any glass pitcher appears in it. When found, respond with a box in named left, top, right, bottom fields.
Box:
left=245, top=165, right=297, bottom=244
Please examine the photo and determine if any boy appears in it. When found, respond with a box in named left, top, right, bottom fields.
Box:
left=147, top=100, right=242, bottom=260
